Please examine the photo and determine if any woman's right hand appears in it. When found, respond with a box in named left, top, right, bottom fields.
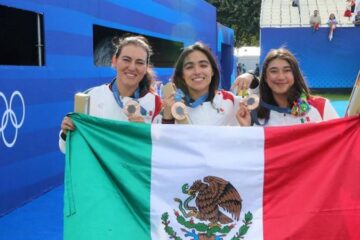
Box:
left=61, top=116, right=75, bottom=135
left=236, top=101, right=252, bottom=126
left=162, top=93, right=175, bottom=120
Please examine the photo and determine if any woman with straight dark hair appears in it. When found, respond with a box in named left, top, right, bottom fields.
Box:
left=236, top=48, right=338, bottom=126
left=162, top=41, right=258, bottom=125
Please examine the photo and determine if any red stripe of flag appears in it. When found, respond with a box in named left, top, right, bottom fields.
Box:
left=264, top=116, right=360, bottom=239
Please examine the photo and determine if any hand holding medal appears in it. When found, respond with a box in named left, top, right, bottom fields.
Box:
left=161, top=82, right=190, bottom=124
left=236, top=94, right=260, bottom=126
left=236, top=81, right=259, bottom=111
left=242, top=94, right=260, bottom=111
left=171, top=89, right=188, bottom=122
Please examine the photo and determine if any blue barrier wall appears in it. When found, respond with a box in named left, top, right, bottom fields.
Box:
left=217, top=23, right=235, bottom=90
left=0, top=0, right=225, bottom=215
left=260, top=27, right=360, bottom=89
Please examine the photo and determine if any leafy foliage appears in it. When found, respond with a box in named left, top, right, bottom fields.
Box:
left=175, top=212, right=233, bottom=234
left=161, top=210, right=253, bottom=239
left=205, top=0, right=261, bottom=46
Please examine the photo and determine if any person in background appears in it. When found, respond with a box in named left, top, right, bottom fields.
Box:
left=161, top=42, right=259, bottom=126
left=310, top=10, right=322, bottom=31
left=327, top=13, right=338, bottom=41
left=344, top=0, right=353, bottom=21
left=353, top=10, right=360, bottom=26
left=351, top=0, right=356, bottom=13
left=59, top=35, right=162, bottom=153
left=237, top=62, right=242, bottom=76
left=242, top=63, right=247, bottom=73
left=234, top=48, right=338, bottom=127
left=254, top=63, right=260, bottom=77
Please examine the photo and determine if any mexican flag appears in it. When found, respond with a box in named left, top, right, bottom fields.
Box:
left=64, top=113, right=360, bottom=240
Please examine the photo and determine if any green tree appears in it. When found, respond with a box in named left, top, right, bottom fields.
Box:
left=205, top=0, right=261, bottom=47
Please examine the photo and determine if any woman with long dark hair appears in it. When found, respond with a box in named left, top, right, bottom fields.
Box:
left=236, top=48, right=338, bottom=126
left=162, top=42, right=258, bottom=125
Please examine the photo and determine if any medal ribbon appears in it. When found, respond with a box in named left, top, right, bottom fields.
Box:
left=260, top=101, right=292, bottom=114
left=110, top=79, right=147, bottom=115
left=251, top=101, right=290, bottom=126
left=184, top=92, right=209, bottom=108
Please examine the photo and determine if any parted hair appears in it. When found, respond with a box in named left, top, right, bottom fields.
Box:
left=112, top=35, right=156, bottom=94
left=172, top=42, right=220, bottom=102
left=257, top=48, right=310, bottom=119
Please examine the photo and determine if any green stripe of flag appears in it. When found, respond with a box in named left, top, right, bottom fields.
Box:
left=64, top=113, right=152, bottom=240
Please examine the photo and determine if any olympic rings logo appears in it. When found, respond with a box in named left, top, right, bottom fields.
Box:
left=0, top=91, right=25, bottom=148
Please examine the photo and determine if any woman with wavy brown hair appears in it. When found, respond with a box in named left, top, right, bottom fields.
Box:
left=59, top=35, right=162, bottom=153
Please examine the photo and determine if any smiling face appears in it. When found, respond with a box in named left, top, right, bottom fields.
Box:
left=112, top=44, right=148, bottom=92
left=258, top=48, right=310, bottom=118
left=182, top=50, right=214, bottom=100
left=265, top=58, right=295, bottom=104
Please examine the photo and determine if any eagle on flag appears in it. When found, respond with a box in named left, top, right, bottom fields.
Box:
left=187, top=176, right=242, bottom=226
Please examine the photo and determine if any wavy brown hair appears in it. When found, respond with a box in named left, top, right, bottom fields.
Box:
left=257, top=48, right=310, bottom=119
left=112, top=35, right=156, bottom=94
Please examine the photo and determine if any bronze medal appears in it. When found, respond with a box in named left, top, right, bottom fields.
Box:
left=245, top=94, right=260, bottom=110
left=171, top=102, right=188, bottom=120
left=124, top=99, right=141, bottom=116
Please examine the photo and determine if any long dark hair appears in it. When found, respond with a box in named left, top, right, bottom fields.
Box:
left=172, top=42, right=220, bottom=102
left=257, top=48, right=310, bottom=119
left=112, top=35, right=156, bottom=94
